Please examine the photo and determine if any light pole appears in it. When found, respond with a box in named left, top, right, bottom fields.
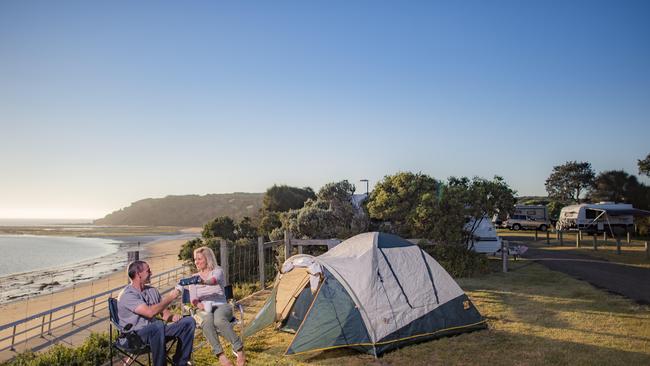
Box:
left=360, top=179, right=369, bottom=198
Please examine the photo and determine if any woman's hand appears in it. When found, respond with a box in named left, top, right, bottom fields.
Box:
left=197, top=302, right=205, bottom=311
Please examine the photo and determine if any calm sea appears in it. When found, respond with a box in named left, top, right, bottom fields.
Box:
left=0, top=218, right=93, bottom=227
left=0, top=235, right=120, bottom=277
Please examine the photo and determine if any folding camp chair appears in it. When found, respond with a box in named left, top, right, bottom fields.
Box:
left=182, top=286, right=244, bottom=337
left=108, top=297, right=177, bottom=366
left=224, top=285, right=244, bottom=332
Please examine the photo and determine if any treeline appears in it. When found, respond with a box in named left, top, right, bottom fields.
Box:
left=182, top=173, right=516, bottom=249
left=94, top=193, right=263, bottom=226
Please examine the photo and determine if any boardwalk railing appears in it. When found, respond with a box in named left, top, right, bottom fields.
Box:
left=0, top=265, right=190, bottom=353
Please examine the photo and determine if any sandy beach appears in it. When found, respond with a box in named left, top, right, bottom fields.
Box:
left=0, top=232, right=198, bottom=328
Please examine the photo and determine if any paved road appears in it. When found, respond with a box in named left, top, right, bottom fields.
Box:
left=523, top=247, right=650, bottom=305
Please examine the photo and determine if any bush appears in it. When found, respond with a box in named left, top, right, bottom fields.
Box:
left=422, top=244, right=490, bottom=278
left=1, top=332, right=111, bottom=366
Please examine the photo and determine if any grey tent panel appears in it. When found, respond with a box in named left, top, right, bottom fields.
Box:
left=286, top=269, right=371, bottom=355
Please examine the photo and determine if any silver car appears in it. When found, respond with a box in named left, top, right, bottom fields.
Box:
left=503, top=214, right=549, bottom=231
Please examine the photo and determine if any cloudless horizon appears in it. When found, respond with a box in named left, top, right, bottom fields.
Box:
left=1, top=1, right=649, bottom=220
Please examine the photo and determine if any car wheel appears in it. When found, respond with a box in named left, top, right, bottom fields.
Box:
left=539, top=224, right=547, bottom=232
left=512, top=224, right=521, bottom=231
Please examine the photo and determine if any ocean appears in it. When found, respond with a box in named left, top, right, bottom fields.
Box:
left=0, top=235, right=120, bottom=277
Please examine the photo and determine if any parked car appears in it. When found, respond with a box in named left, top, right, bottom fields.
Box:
left=502, top=214, right=549, bottom=231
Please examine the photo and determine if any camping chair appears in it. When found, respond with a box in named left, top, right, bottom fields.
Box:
left=108, top=297, right=177, bottom=366
left=224, top=285, right=244, bottom=333
left=182, top=286, right=244, bottom=337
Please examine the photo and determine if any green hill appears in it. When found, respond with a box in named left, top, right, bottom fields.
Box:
left=94, top=193, right=264, bottom=227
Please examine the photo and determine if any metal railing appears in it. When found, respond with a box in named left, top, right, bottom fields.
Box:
left=0, top=265, right=190, bottom=353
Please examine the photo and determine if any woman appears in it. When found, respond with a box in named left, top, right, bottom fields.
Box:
left=190, top=246, right=245, bottom=366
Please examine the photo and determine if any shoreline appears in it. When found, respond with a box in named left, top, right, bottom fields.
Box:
left=0, top=231, right=199, bottom=327
left=0, top=233, right=198, bottom=305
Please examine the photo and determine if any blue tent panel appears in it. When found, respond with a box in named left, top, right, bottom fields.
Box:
left=280, top=286, right=314, bottom=333
left=285, top=269, right=371, bottom=355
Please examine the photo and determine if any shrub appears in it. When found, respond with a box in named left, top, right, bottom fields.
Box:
left=422, top=244, right=490, bottom=278
left=1, top=332, right=111, bottom=366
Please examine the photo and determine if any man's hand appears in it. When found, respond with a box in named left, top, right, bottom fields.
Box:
left=168, top=288, right=181, bottom=300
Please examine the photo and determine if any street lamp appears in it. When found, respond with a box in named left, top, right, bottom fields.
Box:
left=360, top=179, right=369, bottom=198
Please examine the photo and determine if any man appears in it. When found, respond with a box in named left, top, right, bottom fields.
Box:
left=117, top=260, right=196, bottom=366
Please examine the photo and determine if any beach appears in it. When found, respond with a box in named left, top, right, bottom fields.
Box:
left=0, top=231, right=198, bottom=328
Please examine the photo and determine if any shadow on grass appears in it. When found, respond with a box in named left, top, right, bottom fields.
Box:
left=249, top=328, right=650, bottom=366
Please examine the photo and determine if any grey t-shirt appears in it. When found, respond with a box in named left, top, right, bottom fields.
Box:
left=117, top=284, right=162, bottom=331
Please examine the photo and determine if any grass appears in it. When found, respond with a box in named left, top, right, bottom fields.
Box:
left=190, top=260, right=650, bottom=366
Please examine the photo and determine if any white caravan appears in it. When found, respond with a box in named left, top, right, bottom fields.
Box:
left=465, top=216, right=502, bottom=254
left=556, top=202, right=637, bottom=234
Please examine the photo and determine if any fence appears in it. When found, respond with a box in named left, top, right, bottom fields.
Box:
left=211, top=232, right=341, bottom=288
left=0, top=265, right=190, bottom=354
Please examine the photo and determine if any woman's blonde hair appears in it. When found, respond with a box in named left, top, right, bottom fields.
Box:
left=193, top=246, right=218, bottom=271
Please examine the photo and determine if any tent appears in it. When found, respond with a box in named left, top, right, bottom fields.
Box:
left=243, top=254, right=321, bottom=337
left=244, top=232, right=487, bottom=356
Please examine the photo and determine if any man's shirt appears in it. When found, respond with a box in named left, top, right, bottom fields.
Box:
left=117, top=284, right=162, bottom=331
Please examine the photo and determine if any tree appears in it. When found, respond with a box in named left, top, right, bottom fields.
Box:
left=366, top=172, right=438, bottom=237
left=258, top=211, right=282, bottom=237
left=638, top=153, right=650, bottom=178
left=285, top=180, right=368, bottom=239
left=202, top=216, right=236, bottom=241
left=235, top=216, right=258, bottom=239
left=262, top=185, right=316, bottom=213
left=545, top=161, right=595, bottom=203
left=414, top=176, right=516, bottom=246
left=589, top=170, right=641, bottom=203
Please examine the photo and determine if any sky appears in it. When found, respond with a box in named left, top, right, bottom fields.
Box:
left=1, top=1, right=649, bottom=219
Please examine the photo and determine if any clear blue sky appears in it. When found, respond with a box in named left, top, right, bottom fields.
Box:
left=1, top=1, right=649, bottom=219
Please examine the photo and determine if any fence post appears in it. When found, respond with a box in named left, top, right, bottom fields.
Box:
left=616, top=238, right=621, bottom=255
left=40, top=316, right=46, bottom=337
left=10, top=325, right=16, bottom=351
left=71, top=304, right=76, bottom=325
left=546, top=230, right=550, bottom=245
left=47, top=312, right=53, bottom=335
left=646, top=241, right=649, bottom=260
left=593, top=234, right=598, bottom=251
left=284, top=230, right=292, bottom=262
left=627, top=232, right=631, bottom=245
left=220, top=240, right=229, bottom=284
left=298, top=245, right=303, bottom=255
left=559, top=231, right=564, bottom=246
left=576, top=231, right=581, bottom=248
left=603, top=231, right=607, bottom=243
left=534, top=230, right=538, bottom=241
left=91, top=298, right=97, bottom=317
left=258, top=236, right=265, bottom=287
left=501, top=240, right=508, bottom=273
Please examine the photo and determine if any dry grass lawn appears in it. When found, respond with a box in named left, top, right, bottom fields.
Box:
left=189, top=260, right=650, bottom=366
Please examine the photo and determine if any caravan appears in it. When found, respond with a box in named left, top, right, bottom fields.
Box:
left=556, top=202, right=637, bottom=234
left=465, top=216, right=502, bottom=254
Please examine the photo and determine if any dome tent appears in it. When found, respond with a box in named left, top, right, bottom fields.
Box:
left=242, top=254, right=321, bottom=337
left=245, top=232, right=487, bottom=357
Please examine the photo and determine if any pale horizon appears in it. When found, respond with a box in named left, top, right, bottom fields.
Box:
left=1, top=1, right=649, bottom=221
